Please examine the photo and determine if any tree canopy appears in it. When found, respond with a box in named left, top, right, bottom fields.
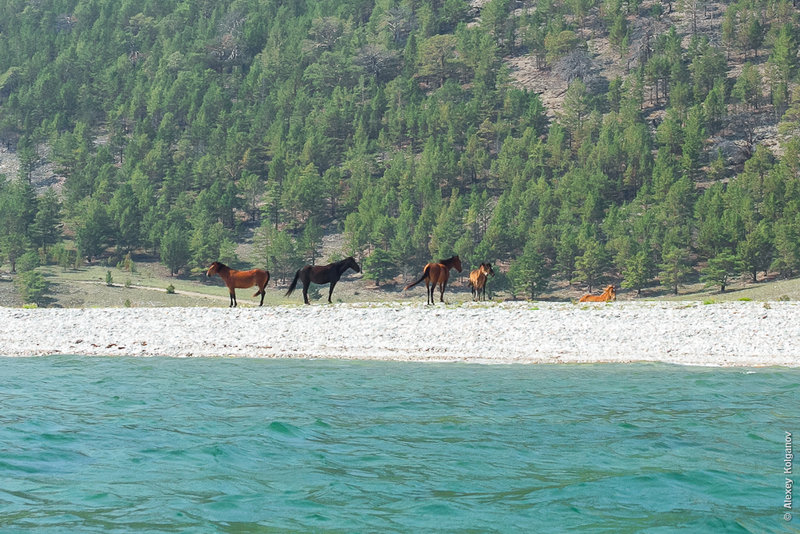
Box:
left=1, top=0, right=800, bottom=298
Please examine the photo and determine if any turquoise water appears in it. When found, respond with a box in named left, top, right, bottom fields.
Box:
left=0, top=357, right=797, bottom=533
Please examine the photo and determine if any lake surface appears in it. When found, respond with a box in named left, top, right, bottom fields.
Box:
left=0, top=357, right=797, bottom=532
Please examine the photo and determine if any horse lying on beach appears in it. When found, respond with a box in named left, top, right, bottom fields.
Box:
left=468, top=262, right=494, bottom=301
left=404, top=255, right=463, bottom=305
left=579, top=285, right=616, bottom=302
left=206, top=261, right=270, bottom=307
left=286, top=256, right=361, bottom=304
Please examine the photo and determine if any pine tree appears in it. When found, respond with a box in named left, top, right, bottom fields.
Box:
left=658, top=246, right=692, bottom=295
left=703, top=79, right=726, bottom=131
left=30, top=188, right=62, bottom=257
left=732, top=63, right=761, bottom=110
left=656, top=110, right=684, bottom=155
left=17, top=270, right=48, bottom=306
left=363, top=248, right=399, bottom=286
left=768, top=24, right=798, bottom=86
left=240, top=172, right=264, bottom=222
left=75, top=197, right=110, bottom=262
left=190, top=217, right=225, bottom=270
left=573, top=235, right=609, bottom=293
left=681, top=105, right=705, bottom=177
left=160, top=222, right=191, bottom=276
left=621, top=249, right=655, bottom=296
left=609, top=13, right=629, bottom=58
left=299, top=218, right=323, bottom=265
left=737, top=221, right=773, bottom=282
left=108, top=182, right=141, bottom=253
left=508, top=240, right=551, bottom=300
left=417, top=34, right=459, bottom=88
left=700, top=249, right=742, bottom=291
left=771, top=216, right=800, bottom=277
left=560, top=79, right=590, bottom=148
left=256, top=223, right=300, bottom=284
left=430, top=189, right=464, bottom=259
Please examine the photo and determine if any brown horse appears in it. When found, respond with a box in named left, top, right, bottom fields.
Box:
left=206, top=261, right=270, bottom=307
left=579, top=285, right=616, bottom=302
left=468, top=262, right=495, bottom=301
left=404, top=255, right=463, bottom=304
left=286, top=256, right=361, bottom=304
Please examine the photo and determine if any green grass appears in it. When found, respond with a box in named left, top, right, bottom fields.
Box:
left=19, top=260, right=474, bottom=308
left=6, top=258, right=800, bottom=308
left=658, top=277, right=800, bottom=302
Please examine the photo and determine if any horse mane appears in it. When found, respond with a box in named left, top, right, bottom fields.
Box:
left=327, top=257, right=352, bottom=266
left=336, top=256, right=357, bottom=268
left=438, top=255, right=462, bottom=270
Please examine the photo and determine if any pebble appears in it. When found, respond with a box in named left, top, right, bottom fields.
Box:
left=0, top=302, right=798, bottom=366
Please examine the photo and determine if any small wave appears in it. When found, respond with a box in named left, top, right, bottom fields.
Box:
left=267, top=421, right=302, bottom=437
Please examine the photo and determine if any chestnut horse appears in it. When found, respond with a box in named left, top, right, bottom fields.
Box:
left=286, top=256, right=361, bottom=304
left=404, top=255, right=463, bottom=304
left=468, top=262, right=495, bottom=301
left=206, top=261, right=270, bottom=307
left=579, top=285, right=616, bottom=302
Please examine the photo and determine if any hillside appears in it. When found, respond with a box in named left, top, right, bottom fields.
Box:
left=2, top=0, right=800, bottom=306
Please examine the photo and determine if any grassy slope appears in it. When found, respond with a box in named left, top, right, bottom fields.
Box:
left=4, top=258, right=800, bottom=308
left=21, top=262, right=423, bottom=308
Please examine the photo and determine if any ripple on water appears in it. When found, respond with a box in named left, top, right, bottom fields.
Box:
left=0, top=357, right=796, bottom=532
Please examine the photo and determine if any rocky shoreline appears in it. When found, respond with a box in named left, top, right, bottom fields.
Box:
left=1, top=301, right=799, bottom=366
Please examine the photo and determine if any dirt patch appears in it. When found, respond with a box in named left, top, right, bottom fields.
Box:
left=0, top=275, right=23, bottom=307
left=0, top=142, right=62, bottom=193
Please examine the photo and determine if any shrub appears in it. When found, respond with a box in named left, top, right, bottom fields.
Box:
left=17, top=270, right=48, bottom=306
left=16, top=251, right=40, bottom=273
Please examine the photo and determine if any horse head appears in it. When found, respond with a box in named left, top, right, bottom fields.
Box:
left=605, top=285, right=616, bottom=300
left=482, top=263, right=495, bottom=277
left=346, top=256, right=361, bottom=273
left=206, top=262, right=221, bottom=277
left=452, top=255, right=463, bottom=272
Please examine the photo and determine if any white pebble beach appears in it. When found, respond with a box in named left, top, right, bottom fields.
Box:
left=1, top=301, right=799, bottom=367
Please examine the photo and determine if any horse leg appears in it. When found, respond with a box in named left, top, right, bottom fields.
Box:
left=439, top=281, right=446, bottom=303
left=302, top=280, right=310, bottom=305
left=230, top=289, right=237, bottom=307
left=327, top=281, right=337, bottom=303
left=259, top=286, right=265, bottom=306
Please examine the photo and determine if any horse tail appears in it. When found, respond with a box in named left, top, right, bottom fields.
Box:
left=285, top=269, right=301, bottom=297
left=251, top=271, right=270, bottom=297
left=404, top=265, right=430, bottom=291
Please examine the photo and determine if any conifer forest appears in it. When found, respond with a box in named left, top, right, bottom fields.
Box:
left=2, top=0, right=800, bottom=302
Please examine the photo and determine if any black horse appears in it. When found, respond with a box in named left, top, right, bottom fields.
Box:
left=286, top=257, right=361, bottom=304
